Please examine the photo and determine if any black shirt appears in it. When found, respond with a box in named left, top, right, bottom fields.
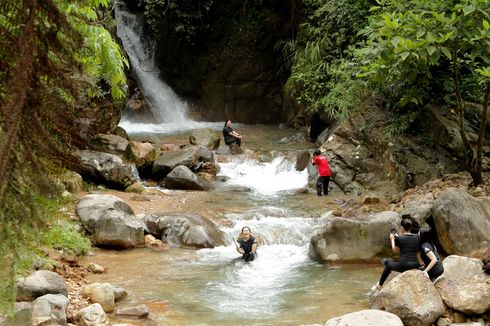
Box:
left=223, top=126, right=235, bottom=144
left=421, top=242, right=441, bottom=265
left=395, top=234, right=419, bottom=263
left=239, top=236, right=257, bottom=254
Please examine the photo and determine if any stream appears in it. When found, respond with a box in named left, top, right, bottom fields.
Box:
left=81, top=6, right=383, bottom=325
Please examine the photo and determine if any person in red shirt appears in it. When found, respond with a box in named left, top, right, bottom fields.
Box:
left=311, top=149, right=331, bottom=196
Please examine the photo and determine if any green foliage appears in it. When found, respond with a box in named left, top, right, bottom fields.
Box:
left=42, top=222, right=92, bottom=257
left=283, top=0, right=374, bottom=119
left=57, top=0, right=129, bottom=100
left=138, top=0, right=215, bottom=44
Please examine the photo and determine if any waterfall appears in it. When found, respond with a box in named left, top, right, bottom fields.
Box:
left=115, top=5, right=192, bottom=132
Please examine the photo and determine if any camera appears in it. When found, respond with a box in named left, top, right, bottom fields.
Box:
left=390, top=228, right=397, bottom=235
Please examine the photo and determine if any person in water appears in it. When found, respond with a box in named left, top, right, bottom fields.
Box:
left=311, top=149, right=331, bottom=196
left=418, top=229, right=444, bottom=282
left=237, top=226, right=257, bottom=262
left=372, top=218, right=420, bottom=291
left=223, top=119, right=242, bottom=146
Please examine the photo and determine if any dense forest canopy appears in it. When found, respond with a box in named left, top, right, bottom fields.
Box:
left=0, top=0, right=488, bottom=313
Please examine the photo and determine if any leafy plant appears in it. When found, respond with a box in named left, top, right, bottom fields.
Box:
left=42, top=222, right=92, bottom=257
left=357, top=0, right=490, bottom=185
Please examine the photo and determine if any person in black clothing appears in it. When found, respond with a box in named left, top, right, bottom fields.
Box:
left=236, top=226, right=257, bottom=262
left=372, top=218, right=420, bottom=290
left=418, top=229, right=444, bottom=282
left=223, top=120, right=242, bottom=146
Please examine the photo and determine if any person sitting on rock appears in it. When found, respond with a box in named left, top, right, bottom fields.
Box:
left=372, top=218, right=420, bottom=291
left=223, top=119, right=242, bottom=147
left=418, top=229, right=444, bottom=282
left=236, top=226, right=257, bottom=262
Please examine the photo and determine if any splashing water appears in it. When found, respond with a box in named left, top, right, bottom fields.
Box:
left=218, top=156, right=308, bottom=195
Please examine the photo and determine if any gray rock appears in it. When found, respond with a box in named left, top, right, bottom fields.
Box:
left=74, top=303, right=109, bottom=326
left=74, top=150, right=136, bottom=189
left=370, top=270, right=445, bottom=326
left=60, top=171, right=84, bottom=193
left=31, top=294, right=69, bottom=326
left=189, top=128, right=220, bottom=150
left=432, top=188, right=490, bottom=256
left=325, top=309, right=404, bottom=326
left=165, top=165, right=212, bottom=191
left=152, top=146, right=201, bottom=178
left=76, top=194, right=146, bottom=249
left=89, top=134, right=129, bottom=155
left=144, top=213, right=225, bottom=248
left=436, top=255, right=490, bottom=314
left=16, top=270, right=67, bottom=301
left=112, top=286, right=128, bottom=302
left=0, top=302, right=32, bottom=326
left=309, top=211, right=400, bottom=263
left=115, top=304, right=149, bottom=318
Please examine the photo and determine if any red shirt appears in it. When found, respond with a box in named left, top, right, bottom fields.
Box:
left=312, top=155, right=331, bottom=176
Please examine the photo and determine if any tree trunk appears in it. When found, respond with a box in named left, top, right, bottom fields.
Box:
left=472, top=82, right=490, bottom=186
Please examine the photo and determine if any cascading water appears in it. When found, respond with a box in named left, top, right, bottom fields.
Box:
left=115, top=5, right=222, bottom=134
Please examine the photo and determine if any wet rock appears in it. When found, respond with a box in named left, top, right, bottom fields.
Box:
left=295, top=150, right=310, bottom=171
left=125, top=182, right=145, bottom=194
left=74, top=303, right=109, bottom=326
left=189, top=128, right=220, bottom=150
left=112, top=286, right=128, bottom=302
left=115, top=304, right=150, bottom=319
left=81, top=283, right=115, bottom=313
left=363, top=196, right=380, bottom=205
left=325, top=309, right=404, bottom=326
left=165, top=165, right=212, bottom=191
left=309, top=211, right=400, bottom=263
left=152, top=146, right=201, bottom=178
left=143, top=213, right=225, bottom=248
left=432, top=188, right=490, bottom=256
left=31, top=294, right=69, bottom=326
left=87, top=263, right=105, bottom=274
left=435, top=255, right=490, bottom=314
left=76, top=194, right=146, bottom=249
left=16, top=270, right=68, bottom=301
left=370, top=270, right=444, bottom=326
left=124, top=141, right=158, bottom=173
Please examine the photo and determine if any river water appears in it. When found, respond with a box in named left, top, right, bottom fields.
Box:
left=81, top=124, right=380, bottom=326
left=88, top=6, right=382, bottom=324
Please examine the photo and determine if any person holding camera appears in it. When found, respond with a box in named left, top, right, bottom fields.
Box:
left=371, top=218, right=420, bottom=291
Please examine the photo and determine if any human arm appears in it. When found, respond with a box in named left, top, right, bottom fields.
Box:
left=390, top=233, right=399, bottom=253
left=422, top=250, right=437, bottom=276
left=251, top=242, right=257, bottom=254
left=230, top=130, right=242, bottom=138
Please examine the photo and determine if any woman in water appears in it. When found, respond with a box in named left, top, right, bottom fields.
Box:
left=236, top=226, right=257, bottom=262
left=223, top=119, right=242, bottom=146
left=372, top=218, right=420, bottom=290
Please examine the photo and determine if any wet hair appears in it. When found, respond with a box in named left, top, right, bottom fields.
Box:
left=401, top=218, right=412, bottom=232
left=241, top=226, right=251, bottom=233
left=313, top=149, right=321, bottom=156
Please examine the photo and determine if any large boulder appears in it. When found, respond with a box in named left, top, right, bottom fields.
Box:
left=76, top=194, right=146, bottom=249
left=435, top=255, right=490, bottom=314
left=189, top=128, right=221, bottom=150
left=325, top=309, right=404, bottom=326
left=165, top=165, right=212, bottom=191
left=309, top=211, right=400, bottom=263
left=74, top=303, right=109, bottom=326
left=73, top=150, right=136, bottom=189
left=152, top=146, right=201, bottom=178
left=370, top=270, right=445, bottom=326
left=89, top=134, right=129, bottom=155
left=31, top=294, right=69, bottom=326
left=143, top=213, right=225, bottom=248
left=16, top=270, right=67, bottom=301
left=432, top=188, right=490, bottom=256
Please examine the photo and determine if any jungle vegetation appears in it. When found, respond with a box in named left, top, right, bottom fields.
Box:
left=0, top=0, right=488, bottom=314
